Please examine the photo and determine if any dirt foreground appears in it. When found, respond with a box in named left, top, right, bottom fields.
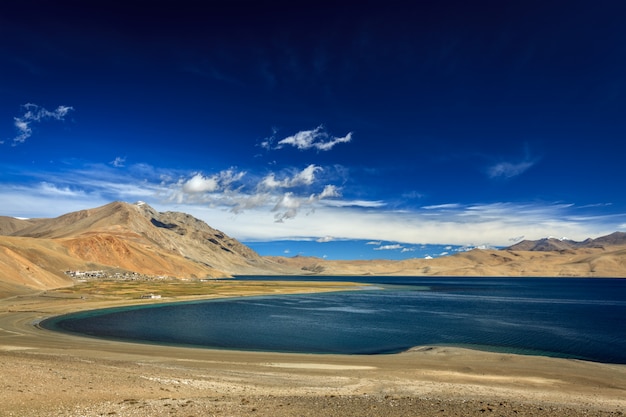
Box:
left=1, top=281, right=625, bottom=417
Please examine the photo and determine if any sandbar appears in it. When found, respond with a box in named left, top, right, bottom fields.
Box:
left=1, top=280, right=624, bottom=416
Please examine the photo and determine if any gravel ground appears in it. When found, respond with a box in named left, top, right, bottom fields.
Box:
left=6, top=394, right=625, bottom=417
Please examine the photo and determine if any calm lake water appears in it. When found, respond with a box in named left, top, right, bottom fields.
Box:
left=42, top=277, right=626, bottom=364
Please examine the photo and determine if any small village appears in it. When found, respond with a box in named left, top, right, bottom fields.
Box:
left=64, top=269, right=173, bottom=281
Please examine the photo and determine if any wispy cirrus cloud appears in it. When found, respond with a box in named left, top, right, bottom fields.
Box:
left=261, top=125, right=352, bottom=151
left=487, top=160, right=536, bottom=179
left=8, top=103, right=73, bottom=145
left=110, top=156, right=126, bottom=168
left=486, top=146, right=539, bottom=179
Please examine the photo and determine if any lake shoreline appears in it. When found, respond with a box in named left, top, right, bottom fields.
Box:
left=1, top=281, right=625, bottom=416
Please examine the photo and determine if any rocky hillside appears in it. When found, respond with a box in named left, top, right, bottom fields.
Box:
left=10, top=201, right=267, bottom=273
left=0, top=201, right=294, bottom=296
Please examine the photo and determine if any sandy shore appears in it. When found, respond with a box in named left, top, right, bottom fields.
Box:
left=1, top=282, right=625, bottom=416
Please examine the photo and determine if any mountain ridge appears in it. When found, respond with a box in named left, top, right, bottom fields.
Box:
left=0, top=201, right=297, bottom=296
left=506, top=232, right=626, bottom=252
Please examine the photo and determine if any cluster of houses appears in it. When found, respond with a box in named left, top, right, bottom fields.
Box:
left=64, top=270, right=171, bottom=281
left=65, top=270, right=105, bottom=278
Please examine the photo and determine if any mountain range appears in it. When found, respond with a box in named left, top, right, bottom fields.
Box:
left=507, top=233, right=626, bottom=251
left=1, top=201, right=625, bottom=297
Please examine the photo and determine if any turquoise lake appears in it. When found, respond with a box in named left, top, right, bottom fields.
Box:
left=42, top=277, right=626, bottom=364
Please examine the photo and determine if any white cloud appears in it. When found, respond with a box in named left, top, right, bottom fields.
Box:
left=374, top=244, right=404, bottom=251
left=259, top=127, right=279, bottom=150
left=323, top=199, right=386, bottom=208
left=487, top=160, right=535, bottom=179
left=110, top=156, right=126, bottom=167
left=168, top=168, right=248, bottom=204
left=402, top=190, right=425, bottom=199
left=316, top=236, right=334, bottom=243
left=163, top=164, right=340, bottom=223
left=401, top=247, right=415, bottom=253
left=294, top=164, right=320, bottom=185
left=183, top=174, right=220, bottom=193
left=267, top=182, right=342, bottom=223
left=319, top=184, right=340, bottom=198
left=38, top=182, right=86, bottom=197
left=422, top=203, right=461, bottom=210
left=0, top=184, right=107, bottom=219
left=260, top=173, right=283, bottom=189
left=274, top=125, right=352, bottom=151
left=10, top=103, right=74, bottom=145
left=366, top=241, right=382, bottom=245
left=272, top=192, right=301, bottom=222
left=260, top=164, right=322, bottom=189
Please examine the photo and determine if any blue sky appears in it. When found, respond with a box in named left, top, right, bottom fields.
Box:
left=1, top=1, right=625, bottom=259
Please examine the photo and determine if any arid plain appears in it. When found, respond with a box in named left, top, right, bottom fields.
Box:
left=1, top=202, right=625, bottom=416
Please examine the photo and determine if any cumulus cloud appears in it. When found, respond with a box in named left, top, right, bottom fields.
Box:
left=170, top=168, right=247, bottom=202
left=183, top=174, right=219, bottom=193
left=260, top=164, right=322, bottom=189
left=270, top=125, right=352, bottom=151
left=10, top=103, right=74, bottom=145
left=319, top=184, right=340, bottom=198
left=316, top=236, right=334, bottom=243
left=166, top=164, right=340, bottom=222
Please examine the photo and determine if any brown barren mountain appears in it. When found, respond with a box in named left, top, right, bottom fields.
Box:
left=269, top=244, right=626, bottom=278
left=0, top=201, right=296, bottom=297
left=1, top=201, right=625, bottom=297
